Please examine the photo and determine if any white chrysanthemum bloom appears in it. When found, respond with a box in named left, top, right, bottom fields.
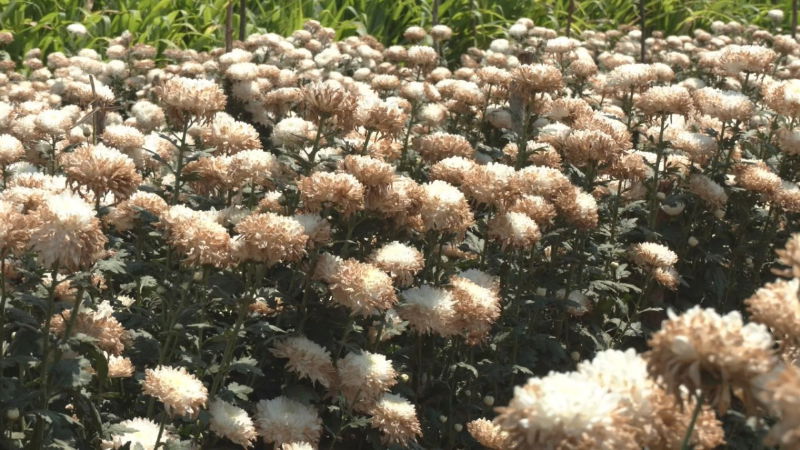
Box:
left=489, top=39, right=511, bottom=54
left=106, top=417, right=175, bottom=450
left=255, top=396, right=322, bottom=446
left=577, top=349, right=657, bottom=420
left=36, top=109, right=73, bottom=135
left=226, top=62, right=258, bottom=81
left=768, top=9, right=785, bottom=23
left=272, top=117, right=316, bottom=148
left=141, top=366, right=208, bottom=418
left=508, top=23, right=528, bottom=39
left=545, top=36, right=579, bottom=53
left=336, top=351, right=398, bottom=409
left=782, top=79, right=800, bottom=106
left=0, top=134, right=24, bottom=166
left=209, top=399, right=257, bottom=448
left=399, top=285, right=456, bottom=336
left=419, top=180, right=473, bottom=233
left=66, top=23, right=88, bottom=36
left=292, top=213, right=331, bottom=245
left=29, top=192, right=106, bottom=271
left=219, top=48, right=253, bottom=66
left=370, top=242, right=424, bottom=287
left=458, top=269, right=499, bottom=292
left=130, top=100, right=165, bottom=132
left=495, top=371, right=631, bottom=447
left=489, top=211, right=541, bottom=249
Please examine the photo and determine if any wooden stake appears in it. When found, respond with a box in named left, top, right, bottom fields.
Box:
left=239, top=0, right=247, bottom=41
left=225, top=0, right=234, bottom=52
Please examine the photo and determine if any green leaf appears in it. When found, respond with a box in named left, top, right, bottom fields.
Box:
left=51, top=357, right=92, bottom=390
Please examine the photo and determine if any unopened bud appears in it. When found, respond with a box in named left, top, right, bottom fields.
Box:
left=688, top=236, right=699, bottom=247
left=483, top=395, right=495, bottom=407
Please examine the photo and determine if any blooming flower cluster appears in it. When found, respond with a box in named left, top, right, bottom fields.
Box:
left=1, top=12, right=799, bottom=450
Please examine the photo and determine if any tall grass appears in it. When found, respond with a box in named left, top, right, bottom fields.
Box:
left=0, top=0, right=793, bottom=61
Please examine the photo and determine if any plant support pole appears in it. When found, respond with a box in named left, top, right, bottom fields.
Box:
left=566, top=0, right=575, bottom=37
left=639, top=0, right=646, bottom=62
left=793, top=0, right=798, bottom=38
left=239, top=0, right=246, bottom=41
left=225, top=0, right=234, bottom=52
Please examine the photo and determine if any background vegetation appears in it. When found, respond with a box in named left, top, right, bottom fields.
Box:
left=0, top=0, right=794, bottom=61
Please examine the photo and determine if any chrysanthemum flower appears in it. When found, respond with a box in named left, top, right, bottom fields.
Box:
left=254, top=396, right=322, bottom=446
left=270, top=336, right=335, bottom=387
left=29, top=192, right=106, bottom=271
left=398, top=285, right=456, bottom=336
left=142, top=365, right=208, bottom=418
left=233, top=212, right=308, bottom=266
left=370, top=242, right=424, bottom=287
left=369, top=393, right=422, bottom=447
left=61, top=143, right=142, bottom=200
left=208, top=398, right=257, bottom=448
left=328, top=259, right=398, bottom=317
left=298, top=171, right=365, bottom=217
left=418, top=180, right=474, bottom=234
left=158, top=76, right=226, bottom=124
left=105, top=417, right=175, bottom=450
left=646, top=306, right=776, bottom=412
left=50, top=301, right=127, bottom=355
left=335, top=351, right=398, bottom=411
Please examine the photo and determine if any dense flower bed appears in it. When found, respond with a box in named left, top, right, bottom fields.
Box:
left=0, top=15, right=799, bottom=449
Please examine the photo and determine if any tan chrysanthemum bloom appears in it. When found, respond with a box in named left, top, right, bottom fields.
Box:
left=646, top=306, right=776, bottom=412
left=369, top=242, right=424, bottom=288
left=754, top=364, right=800, bottom=448
left=429, top=156, right=477, bottom=186
left=29, top=192, right=106, bottom=271
left=488, top=211, right=541, bottom=250
left=208, top=399, right=257, bottom=448
left=339, top=155, right=394, bottom=188
left=635, top=85, right=694, bottom=116
left=717, top=44, right=776, bottom=75
left=735, top=161, right=782, bottom=196
left=369, top=393, right=422, bottom=447
left=414, top=132, right=474, bottom=163
left=513, top=165, right=572, bottom=201
left=765, top=79, right=800, bottom=118
left=107, top=354, right=134, bottom=378
left=687, top=174, right=728, bottom=207
left=102, top=124, right=145, bottom=154
left=255, top=396, right=322, bottom=446
left=555, top=186, right=599, bottom=230
left=328, top=259, right=398, bottom=317
left=158, top=76, right=226, bottom=124
left=776, top=234, right=800, bottom=278
left=461, top=163, right=517, bottom=207
left=301, top=80, right=357, bottom=132
left=510, top=64, right=563, bottom=105
left=161, top=205, right=233, bottom=268
left=630, top=242, right=678, bottom=269
left=270, top=336, right=335, bottom=387
left=61, top=143, right=142, bottom=200
left=335, top=351, right=398, bottom=411
left=398, top=285, right=457, bottom=336
left=142, top=365, right=208, bottom=418
left=233, top=212, right=308, bottom=266
left=467, top=418, right=512, bottom=449
left=200, top=112, right=262, bottom=154
left=418, top=180, right=474, bottom=234
left=450, top=276, right=501, bottom=345
left=104, top=191, right=168, bottom=232
left=50, top=302, right=126, bottom=355
left=298, top=171, right=365, bottom=217
left=494, top=371, right=638, bottom=449
left=0, top=199, right=30, bottom=256
left=693, top=87, right=754, bottom=122
left=182, top=155, right=232, bottom=195
left=746, top=278, right=800, bottom=346
left=365, top=175, right=423, bottom=224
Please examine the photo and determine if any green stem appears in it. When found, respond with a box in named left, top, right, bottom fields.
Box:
left=32, top=267, right=60, bottom=448
left=209, top=298, right=249, bottom=398
left=680, top=394, right=705, bottom=450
